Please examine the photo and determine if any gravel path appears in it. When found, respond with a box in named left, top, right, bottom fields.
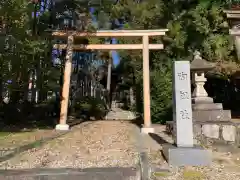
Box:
left=2, top=121, right=239, bottom=180
left=0, top=121, right=139, bottom=169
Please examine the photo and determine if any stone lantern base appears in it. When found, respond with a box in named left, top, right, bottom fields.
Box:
left=192, top=101, right=222, bottom=110
left=191, top=81, right=232, bottom=122
left=192, top=96, right=214, bottom=104
left=192, top=105, right=232, bottom=122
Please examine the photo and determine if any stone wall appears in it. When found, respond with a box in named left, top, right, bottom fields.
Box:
left=166, top=121, right=240, bottom=147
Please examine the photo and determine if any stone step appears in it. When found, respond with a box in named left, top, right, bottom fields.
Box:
left=0, top=167, right=140, bottom=180
left=193, top=109, right=231, bottom=122
left=192, top=103, right=223, bottom=110
left=105, top=110, right=137, bottom=120
left=105, top=115, right=136, bottom=120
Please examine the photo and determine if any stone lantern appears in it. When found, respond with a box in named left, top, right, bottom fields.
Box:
left=191, top=51, right=215, bottom=104
left=224, top=7, right=240, bottom=60
left=190, top=51, right=231, bottom=122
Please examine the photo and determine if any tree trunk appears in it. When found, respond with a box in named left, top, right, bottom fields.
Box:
left=0, top=75, right=3, bottom=104
left=107, top=52, right=112, bottom=109
left=107, top=64, right=112, bottom=91
left=234, top=36, right=240, bottom=61
left=129, top=87, right=135, bottom=107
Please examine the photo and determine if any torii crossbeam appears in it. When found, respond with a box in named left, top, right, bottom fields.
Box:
left=52, top=29, right=168, bottom=133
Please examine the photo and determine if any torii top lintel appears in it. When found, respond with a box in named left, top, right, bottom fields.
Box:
left=51, top=29, right=168, bottom=37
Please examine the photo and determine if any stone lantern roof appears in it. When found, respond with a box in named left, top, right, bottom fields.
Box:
left=224, top=10, right=240, bottom=30
left=190, top=51, right=215, bottom=72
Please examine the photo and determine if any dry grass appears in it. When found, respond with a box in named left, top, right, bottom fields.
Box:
left=0, top=129, right=57, bottom=149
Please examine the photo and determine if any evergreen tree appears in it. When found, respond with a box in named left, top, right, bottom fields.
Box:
left=111, top=0, right=237, bottom=123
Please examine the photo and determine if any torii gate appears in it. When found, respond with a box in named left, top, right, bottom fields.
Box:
left=52, top=29, right=168, bottom=133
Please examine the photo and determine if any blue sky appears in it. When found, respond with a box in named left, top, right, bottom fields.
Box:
left=90, top=7, right=120, bottom=67
left=111, top=39, right=120, bottom=67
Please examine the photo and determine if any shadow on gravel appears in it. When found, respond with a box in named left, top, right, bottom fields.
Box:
left=129, top=116, right=143, bottom=129
left=148, top=133, right=169, bottom=146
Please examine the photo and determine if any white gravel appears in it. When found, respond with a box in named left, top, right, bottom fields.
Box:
left=0, top=121, right=140, bottom=169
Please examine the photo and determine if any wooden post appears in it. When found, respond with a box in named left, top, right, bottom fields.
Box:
left=141, top=35, right=154, bottom=133
left=56, top=35, right=74, bottom=131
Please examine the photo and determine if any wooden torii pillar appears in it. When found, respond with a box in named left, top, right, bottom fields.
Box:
left=53, top=29, right=168, bottom=133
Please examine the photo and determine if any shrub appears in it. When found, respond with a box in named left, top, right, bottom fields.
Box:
left=150, top=65, right=173, bottom=124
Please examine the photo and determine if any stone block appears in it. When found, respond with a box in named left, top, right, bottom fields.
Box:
left=141, top=127, right=154, bottom=134
left=222, top=125, right=236, bottom=142
left=202, top=124, right=219, bottom=139
left=166, top=121, right=240, bottom=147
left=173, top=61, right=193, bottom=147
left=193, top=110, right=231, bottom=122
left=162, top=144, right=212, bottom=166
left=236, top=125, right=240, bottom=146
left=193, top=124, right=202, bottom=136
left=0, top=167, right=140, bottom=180
left=193, top=138, right=200, bottom=145
left=55, top=124, right=69, bottom=131
left=192, top=103, right=223, bottom=110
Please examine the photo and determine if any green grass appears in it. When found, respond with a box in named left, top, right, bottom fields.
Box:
left=0, top=132, right=11, bottom=138
left=183, top=170, right=205, bottom=180
left=32, top=140, right=42, bottom=148
left=152, top=171, right=170, bottom=177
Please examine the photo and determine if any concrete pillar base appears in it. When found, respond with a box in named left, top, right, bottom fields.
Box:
left=55, top=124, right=69, bottom=131
left=141, top=126, right=154, bottom=134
